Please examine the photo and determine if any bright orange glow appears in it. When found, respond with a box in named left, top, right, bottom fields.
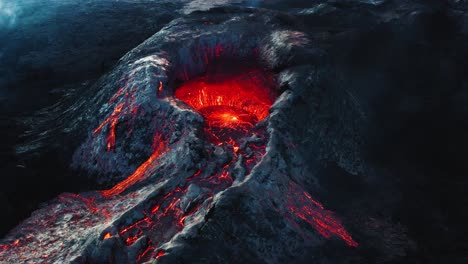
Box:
left=103, top=232, right=112, bottom=240
left=94, top=103, right=124, bottom=152
left=175, top=68, right=275, bottom=145
left=201, top=106, right=256, bottom=129
left=12, top=240, right=19, bottom=247
left=109, top=87, right=125, bottom=104
left=101, top=133, right=167, bottom=198
left=126, top=236, right=139, bottom=246
left=150, top=204, right=160, bottom=214
left=158, top=81, right=163, bottom=96
left=155, top=250, right=165, bottom=259
left=285, top=182, right=358, bottom=247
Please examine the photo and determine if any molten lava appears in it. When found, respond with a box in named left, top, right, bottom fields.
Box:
left=175, top=68, right=276, bottom=145
left=101, top=133, right=167, bottom=198
left=284, top=182, right=358, bottom=247
left=103, top=232, right=112, bottom=240
left=93, top=103, right=124, bottom=152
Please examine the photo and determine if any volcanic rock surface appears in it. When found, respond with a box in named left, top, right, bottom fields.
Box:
left=1, top=0, right=468, bottom=263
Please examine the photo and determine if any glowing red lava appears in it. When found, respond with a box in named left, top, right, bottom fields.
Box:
left=175, top=68, right=276, bottom=145
left=93, top=103, right=124, bottom=152
left=101, top=133, right=167, bottom=198
left=285, top=182, right=359, bottom=247
left=103, top=232, right=112, bottom=240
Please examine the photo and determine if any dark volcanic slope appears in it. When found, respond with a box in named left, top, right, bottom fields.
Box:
left=1, top=0, right=468, bottom=263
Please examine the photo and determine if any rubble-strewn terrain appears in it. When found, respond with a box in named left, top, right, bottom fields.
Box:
left=1, top=1, right=468, bottom=263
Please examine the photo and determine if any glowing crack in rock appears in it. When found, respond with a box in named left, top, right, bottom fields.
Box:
left=283, top=182, right=359, bottom=248
left=101, top=133, right=167, bottom=198
left=93, top=83, right=139, bottom=152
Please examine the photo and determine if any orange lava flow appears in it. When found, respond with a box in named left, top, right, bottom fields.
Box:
left=158, top=81, right=163, bottom=96
left=175, top=69, right=275, bottom=144
left=101, top=134, right=167, bottom=198
left=103, top=232, right=112, bottom=240
left=155, top=250, right=165, bottom=259
left=93, top=103, right=124, bottom=152
left=285, top=182, right=358, bottom=247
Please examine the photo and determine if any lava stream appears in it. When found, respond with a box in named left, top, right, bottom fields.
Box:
left=101, top=133, right=167, bottom=198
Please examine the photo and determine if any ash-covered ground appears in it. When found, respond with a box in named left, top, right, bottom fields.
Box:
left=1, top=0, right=468, bottom=263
